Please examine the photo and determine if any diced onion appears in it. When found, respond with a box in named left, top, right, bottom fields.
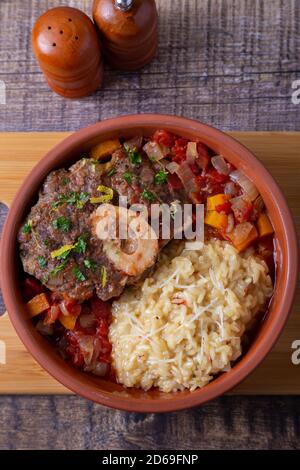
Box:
left=143, top=141, right=167, bottom=161
left=159, top=158, right=168, bottom=167
left=226, top=213, right=234, bottom=233
left=211, top=155, right=230, bottom=175
left=224, top=181, right=238, bottom=196
left=36, top=320, right=54, bottom=336
left=254, top=195, right=265, bottom=213
left=186, top=142, right=198, bottom=163
left=231, top=222, right=253, bottom=243
left=229, top=170, right=259, bottom=201
left=230, top=195, right=247, bottom=209
left=77, top=334, right=94, bottom=365
left=92, top=362, right=109, bottom=377
left=124, top=136, right=143, bottom=151
left=165, top=161, right=180, bottom=174
left=175, top=162, right=199, bottom=193
left=230, top=196, right=252, bottom=223
left=79, top=313, right=96, bottom=329
left=59, top=300, right=71, bottom=317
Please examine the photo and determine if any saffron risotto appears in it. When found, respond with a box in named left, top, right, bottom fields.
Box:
left=110, top=240, right=273, bottom=392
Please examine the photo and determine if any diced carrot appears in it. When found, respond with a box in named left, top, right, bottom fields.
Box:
left=228, top=224, right=258, bottom=252
left=207, top=194, right=231, bottom=211
left=27, top=293, right=50, bottom=318
left=90, top=139, right=121, bottom=161
left=59, top=313, right=79, bottom=331
left=205, top=211, right=228, bottom=230
left=257, top=212, right=274, bottom=238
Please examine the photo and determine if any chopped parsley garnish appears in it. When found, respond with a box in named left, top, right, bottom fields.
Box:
left=37, top=256, right=47, bottom=269
left=70, top=192, right=89, bottom=209
left=123, top=171, right=133, bottom=185
left=62, top=177, right=70, bottom=186
left=52, top=191, right=89, bottom=209
left=124, top=144, right=142, bottom=165
left=22, top=220, right=32, bottom=234
left=50, top=233, right=89, bottom=263
left=107, top=167, right=116, bottom=177
left=74, top=233, right=89, bottom=254
left=51, top=195, right=67, bottom=208
left=154, top=169, right=168, bottom=185
left=44, top=239, right=49, bottom=246
left=72, top=266, right=86, bottom=282
left=50, top=260, right=68, bottom=277
left=52, top=216, right=71, bottom=233
left=84, top=258, right=97, bottom=272
left=141, top=189, right=156, bottom=202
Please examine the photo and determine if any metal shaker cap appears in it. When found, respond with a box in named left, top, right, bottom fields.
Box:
left=115, top=0, right=134, bottom=11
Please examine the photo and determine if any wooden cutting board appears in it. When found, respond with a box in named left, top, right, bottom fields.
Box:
left=0, top=132, right=299, bottom=395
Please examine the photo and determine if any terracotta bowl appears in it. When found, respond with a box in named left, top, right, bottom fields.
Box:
left=0, top=115, right=298, bottom=412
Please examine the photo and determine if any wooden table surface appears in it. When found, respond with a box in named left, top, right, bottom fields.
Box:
left=0, top=0, right=300, bottom=450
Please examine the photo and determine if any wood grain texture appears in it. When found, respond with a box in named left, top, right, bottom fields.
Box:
left=1, top=0, right=300, bottom=451
left=0, top=131, right=300, bottom=395
left=0, top=0, right=300, bottom=132
left=0, top=395, right=300, bottom=450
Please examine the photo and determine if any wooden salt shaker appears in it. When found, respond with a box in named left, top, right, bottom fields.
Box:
left=32, top=7, right=103, bottom=98
left=93, top=0, right=158, bottom=70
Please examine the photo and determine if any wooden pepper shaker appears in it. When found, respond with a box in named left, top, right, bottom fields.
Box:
left=32, top=7, right=103, bottom=98
left=93, top=0, right=158, bottom=70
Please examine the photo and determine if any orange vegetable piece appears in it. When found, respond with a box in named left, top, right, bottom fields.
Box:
left=205, top=211, right=228, bottom=230
left=207, top=194, right=231, bottom=211
left=228, top=224, right=258, bottom=252
left=257, top=212, right=274, bottom=238
left=90, top=139, right=121, bottom=161
left=58, top=313, right=80, bottom=330
left=27, top=293, right=50, bottom=318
